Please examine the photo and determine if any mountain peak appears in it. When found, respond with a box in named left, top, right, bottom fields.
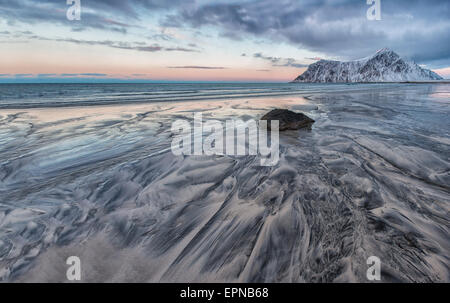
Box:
left=375, top=47, right=394, bottom=54
left=292, top=49, right=442, bottom=83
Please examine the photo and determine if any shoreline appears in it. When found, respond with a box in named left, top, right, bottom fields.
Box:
left=2, top=82, right=449, bottom=110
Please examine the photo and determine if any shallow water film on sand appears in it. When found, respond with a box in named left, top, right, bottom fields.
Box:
left=0, top=83, right=449, bottom=282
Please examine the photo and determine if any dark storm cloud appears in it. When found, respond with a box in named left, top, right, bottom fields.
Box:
left=0, top=0, right=195, bottom=33
left=0, top=0, right=132, bottom=33
left=253, top=53, right=309, bottom=68
left=0, top=0, right=199, bottom=54
left=305, top=57, right=323, bottom=61
left=3, top=33, right=198, bottom=53
left=177, top=0, right=450, bottom=68
left=2, top=0, right=449, bottom=68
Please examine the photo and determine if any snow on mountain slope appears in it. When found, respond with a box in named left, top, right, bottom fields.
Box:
left=292, top=48, right=443, bottom=83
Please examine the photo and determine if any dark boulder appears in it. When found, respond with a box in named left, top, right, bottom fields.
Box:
left=261, top=109, right=315, bottom=131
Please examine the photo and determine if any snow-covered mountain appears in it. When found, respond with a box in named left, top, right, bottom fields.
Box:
left=292, top=48, right=443, bottom=83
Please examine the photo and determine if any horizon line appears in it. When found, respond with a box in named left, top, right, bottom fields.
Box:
left=0, top=78, right=291, bottom=84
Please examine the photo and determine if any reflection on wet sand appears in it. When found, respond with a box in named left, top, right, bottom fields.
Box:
left=0, top=84, right=449, bottom=282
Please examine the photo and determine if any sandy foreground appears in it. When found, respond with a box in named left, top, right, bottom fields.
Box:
left=0, top=84, right=449, bottom=282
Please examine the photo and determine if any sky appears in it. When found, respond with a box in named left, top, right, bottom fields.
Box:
left=0, top=0, right=449, bottom=82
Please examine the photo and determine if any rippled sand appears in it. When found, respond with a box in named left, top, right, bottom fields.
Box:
left=0, top=84, right=449, bottom=282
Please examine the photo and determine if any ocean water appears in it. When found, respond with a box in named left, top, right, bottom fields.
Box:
left=0, top=83, right=449, bottom=282
left=0, top=82, right=401, bottom=108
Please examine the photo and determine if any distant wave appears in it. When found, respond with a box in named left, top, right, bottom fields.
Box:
left=0, top=83, right=403, bottom=109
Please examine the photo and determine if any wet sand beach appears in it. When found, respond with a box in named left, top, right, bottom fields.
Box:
left=0, top=83, right=449, bottom=282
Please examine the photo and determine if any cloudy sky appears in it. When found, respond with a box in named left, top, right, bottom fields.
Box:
left=1, top=0, right=449, bottom=82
